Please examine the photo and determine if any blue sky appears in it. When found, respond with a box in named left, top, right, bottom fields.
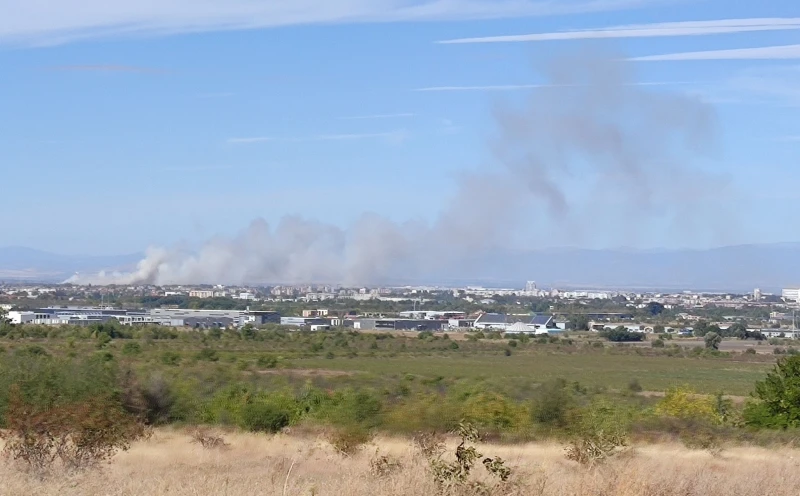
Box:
left=1, top=0, right=799, bottom=256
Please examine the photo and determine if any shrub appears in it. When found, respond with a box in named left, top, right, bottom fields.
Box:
left=745, top=348, right=757, bottom=355
left=428, top=422, right=512, bottom=491
left=412, top=431, right=446, bottom=459
left=565, top=400, right=630, bottom=466
left=190, top=428, right=229, bottom=449
left=530, top=379, right=575, bottom=430
left=627, top=379, right=643, bottom=393
left=704, top=332, right=722, bottom=350
left=654, top=386, right=721, bottom=424
left=160, top=351, right=181, bottom=366
left=121, top=342, right=142, bottom=356
left=651, top=339, right=665, bottom=348
left=240, top=400, right=293, bottom=433
left=328, top=425, right=373, bottom=456
left=600, top=328, right=644, bottom=342
left=369, top=449, right=403, bottom=477
left=463, top=392, right=528, bottom=433
left=257, top=355, right=278, bottom=369
left=0, top=386, right=148, bottom=474
left=195, top=348, right=219, bottom=362
left=139, top=374, right=176, bottom=425
left=16, top=345, right=50, bottom=357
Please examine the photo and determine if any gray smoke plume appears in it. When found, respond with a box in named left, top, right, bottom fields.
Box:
left=69, top=50, right=720, bottom=286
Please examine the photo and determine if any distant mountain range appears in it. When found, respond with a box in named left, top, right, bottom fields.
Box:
left=0, top=246, right=142, bottom=282
left=0, top=244, right=798, bottom=292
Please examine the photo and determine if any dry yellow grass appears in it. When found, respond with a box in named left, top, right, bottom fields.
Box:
left=2, top=429, right=800, bottom=496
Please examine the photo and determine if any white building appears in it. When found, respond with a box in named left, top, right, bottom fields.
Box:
left=782, top=288, right=800, bottom=303
left=237, top=292, right=256, bottom=301
left=6, top=311, right=35, bottom=324
left=189, top=290, right=215, bottom=298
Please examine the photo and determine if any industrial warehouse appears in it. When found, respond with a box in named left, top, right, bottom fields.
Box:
left=3, top=306, right=568, bottom=334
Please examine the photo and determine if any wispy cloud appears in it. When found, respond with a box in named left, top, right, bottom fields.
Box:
left=227, top=131, right=408, bottom=144
left=631, top=44, right=800, bottom=61
left=44, top=64, right=164, bottom=73
left=687, top=65, right=800, bottom=107
left=1, top=0, right=677, bottom=46
left=439, top=17, right=800, bottom=44
left=340, top=113, right=416, bottom=120
left=414, top=81, right=695, bottom=91
left=416, top=84, right=547, bottom=92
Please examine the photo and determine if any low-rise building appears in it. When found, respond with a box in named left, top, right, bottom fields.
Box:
left=189, top=290, right=215, bottom=298
left=473, top=313, right=508, bottom=330
left=6, top=311, right=35, bottom=324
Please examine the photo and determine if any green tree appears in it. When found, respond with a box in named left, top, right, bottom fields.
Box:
left=0, top=308, right=11, bottom=336
left=240, top=324, right=257, bottom=340
left=646, top=302, right=664, bottom=316
left=693, top=321, right=710, bottom=337
left=569, top=315, right=590, bottom=331
left=727, top=322, right=747, bottom=339
left=704, top=332, right=721, bottom=350
left=746, top=355, right=800, bottom=428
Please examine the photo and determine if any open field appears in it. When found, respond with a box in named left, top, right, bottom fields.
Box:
left=1, top=324, right=794, bottom=455
left=4, top=429, right=800, bottom=496
left=294, top=352, right=773, bottom=395
left=627, top=338, right=788, bottom=354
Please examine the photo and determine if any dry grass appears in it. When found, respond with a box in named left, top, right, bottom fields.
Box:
left=2, top=429, right=800, bottom=495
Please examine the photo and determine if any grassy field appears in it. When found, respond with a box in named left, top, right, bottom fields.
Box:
left=4, top=428, right=800, bottom=496
left=294, top=352, right=773, bottom=396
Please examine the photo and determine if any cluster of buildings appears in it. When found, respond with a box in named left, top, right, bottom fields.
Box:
left=3, top=305, right=568, bottom=335
left=5, top=307, right=280, bottom=329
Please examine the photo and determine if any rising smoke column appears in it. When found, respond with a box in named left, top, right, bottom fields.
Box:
left=70, top=50, right=718, bottom=286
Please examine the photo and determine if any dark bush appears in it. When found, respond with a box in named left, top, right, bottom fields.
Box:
left=257, top=355, right=278, bottom=369
left=195, top=348, right=219, bottom=362
left=627, top=379, right=643, bottom=393
left=531, top=379, right=575, bottom=429
left=599, top=328, right=644, bottom=342
left=160, top=351, right=181, bottom=366
left=121, top=342, right=142, bottom=356
left=240, top=401, right=293, bottom=433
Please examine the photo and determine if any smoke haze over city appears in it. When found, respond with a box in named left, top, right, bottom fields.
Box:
left=69, top=51, right=725, bottom=286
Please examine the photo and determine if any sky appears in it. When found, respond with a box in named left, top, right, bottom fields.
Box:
left=1, top=0, right=799, bottom=257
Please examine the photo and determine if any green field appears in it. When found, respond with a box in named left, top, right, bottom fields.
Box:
left=294, top=352, right=772, bottom=396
